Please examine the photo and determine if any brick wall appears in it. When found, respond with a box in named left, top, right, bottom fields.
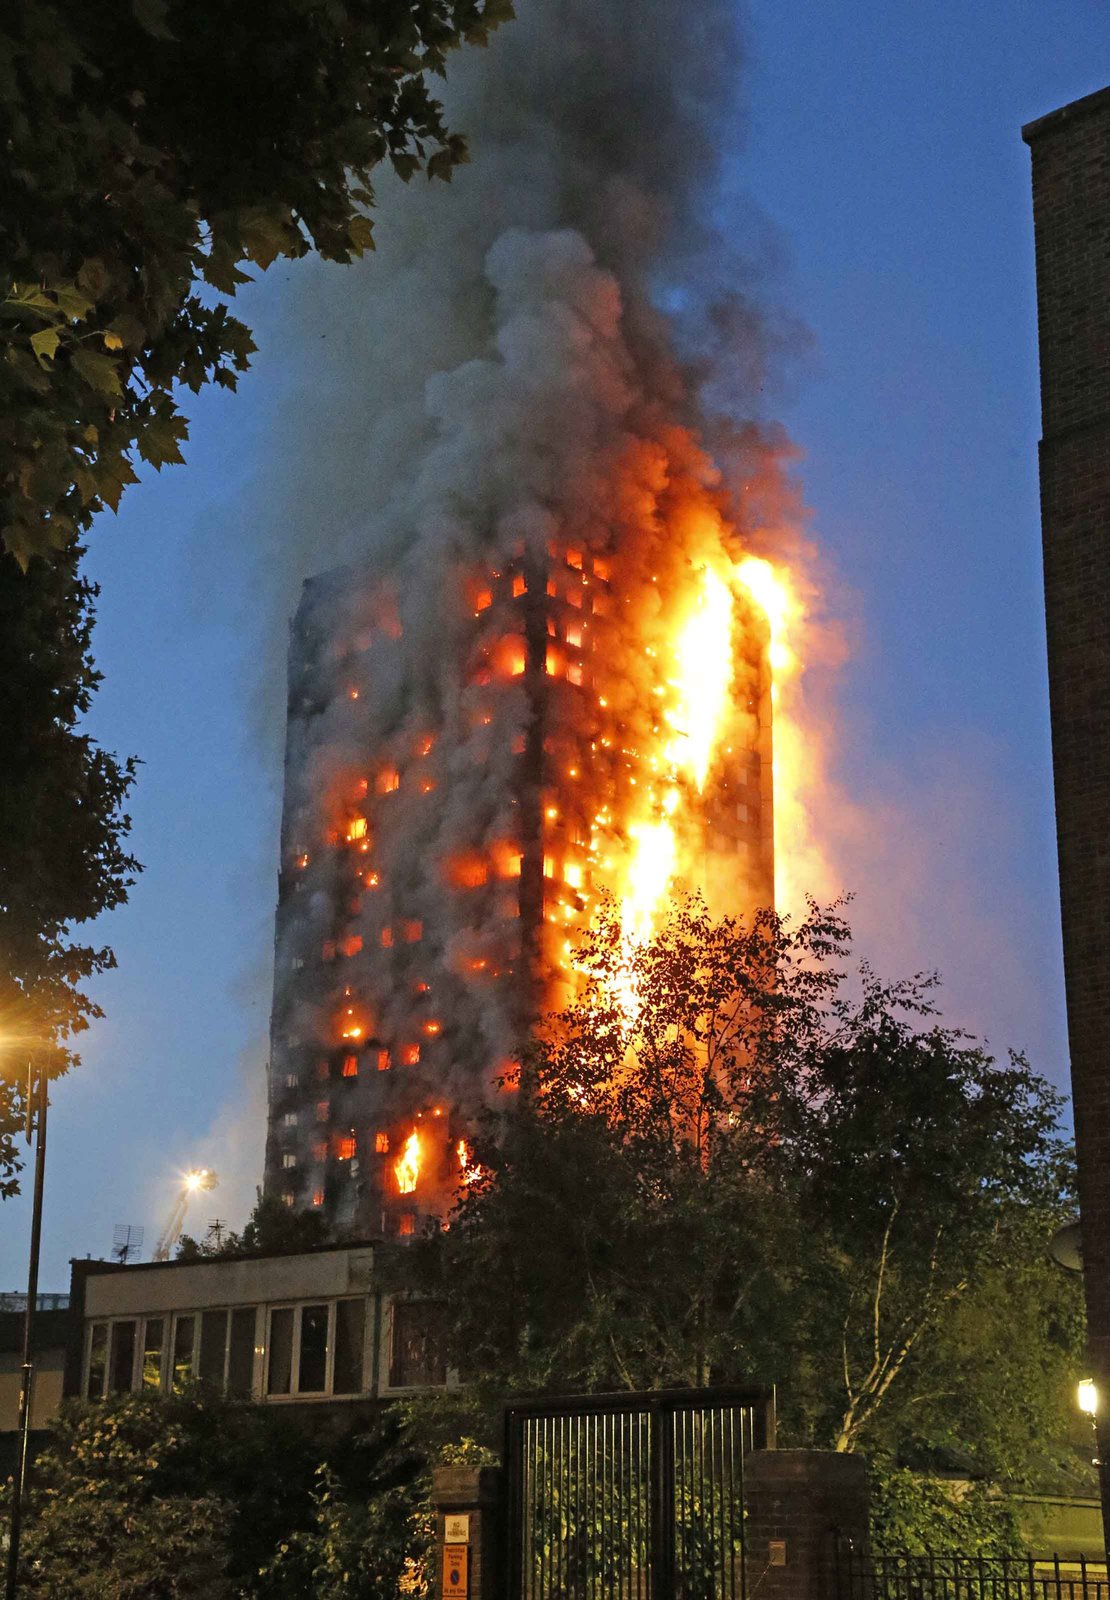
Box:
left=1023, top=85, right=1110, bottom=1554
left=744, top=1450, right=870, bottom=1600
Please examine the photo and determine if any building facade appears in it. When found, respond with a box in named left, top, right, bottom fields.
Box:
left=1023, top=85, right=1110, bottom=1550
left=264, top=543, right=774, bottom=1237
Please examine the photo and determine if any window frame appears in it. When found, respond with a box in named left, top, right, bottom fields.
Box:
left=260, top=1297, right=372, bottom=1403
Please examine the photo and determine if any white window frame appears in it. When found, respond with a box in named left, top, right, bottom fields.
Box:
left=260, top=1297, right=372, bottom=1403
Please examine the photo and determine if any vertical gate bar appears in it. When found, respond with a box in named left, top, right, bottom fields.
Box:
left=732, top=1407, right=742, bottom=1600
left=557, top=1413, right=563, bottom=1600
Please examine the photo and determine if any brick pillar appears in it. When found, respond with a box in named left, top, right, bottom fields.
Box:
left=744, top=1450, right=870, bottom=1600
left=431, top=1464, right=502, bottom=1600
left=1023, top=84, right=1110, bottom=1561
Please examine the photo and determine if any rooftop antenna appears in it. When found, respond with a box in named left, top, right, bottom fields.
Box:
left=111, top=1224, right=144, bottom=1265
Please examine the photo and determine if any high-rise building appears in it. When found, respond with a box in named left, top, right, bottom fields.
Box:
left=1024, top=85, right=1110, bottom=1549
left=263, top=534, right=774, bottom=1239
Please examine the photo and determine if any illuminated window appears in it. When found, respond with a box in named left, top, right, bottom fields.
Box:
left=284, top=1073, right=298, bottom=1089
left=565, top=862, right=583, bottom=890
left=401, top=1044, right=420, bottom=1066
left=380, top=927, right=393, bottom=948
left=565, top=623, right=582, bottom=648
left=475, top=589, right=492, bottom=611
left=593, top=557, right=610, bottom=581
left=376, top=768, right=399, bottom=795
left=512, top=734, right=526, bottom=754
left=512, top=573, right=527, bottom=597
left=356, top=778, right=369, bottom=797
left=566, top=549, right=583, bottom=570
left=282, top=1193, right=294, bottom=1208
left=340, top=935, right=363, bottom=958
left=543, top=855, right=555, bottom=879
left=282, top=1152, right=297, bottom=1169
left=312, top=1190, right=324, bottom=1208
left=403, top=920, right=422, bottom=943
left=593, top=591, right=611, bottom=617
left=283, top=1112, right=297, bottom=1128
left=336, top=1136, right=356, bottom=1161
left=546, top=580, right=557, bottom=598
left=397, top=1213, right=416, bottom=1238
left=375, top=1132, right=390, bottom=1153
left=347, top=817, right=368, bottom=842
left=377, top=1049, right=391, bottom=1071
left=567, top=587, right=582, bottom=609
left=546, top=617, right=557, bottom=636
left=568, top=662, right=583, bottom=686
left=452, top=855, right=488, bottom=889
left=341, top=1055, right=358, bottom=1078
left=545, top=646, right=562, bottom=676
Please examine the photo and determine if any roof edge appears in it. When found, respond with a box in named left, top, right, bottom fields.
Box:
left=1023, top=83, right=1110, bottom=144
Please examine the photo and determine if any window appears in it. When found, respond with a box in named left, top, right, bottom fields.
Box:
left=398, top=1212, right=415, bottom=1238
left=283, top=1112, right=297, bottom=1128
left=315, top=1100, right=329, bottom=1123
left=377, top=1050, right=391, bottom=1071
left=199, top=1309, right=229, bottom=1387
left=336, top=1135, right=356, bottom=1161
left=389, top=1301, right=447, bottom=1388
left=141, top=1318, right=164, bottom=1391
left=227, top=1308, right=257, bottom=1396
left=400, top=1044, right=420, bottom=1066
left=333, top=1299, right=366, bottom=1395
left=267, top=1307, right=294, bottom=1395
left=375, top=1132, right=390, bottom=1153
left=172, top=1315, right=195, bottom=1392
left=283, top=1152, right=298, bottom=1169
left=298, top=1304, right=329, bottom=1393
left=285, top=1073, right=299, bottom=1089
left=341, top=1054, right=358, bottom=1078
left=109, top=1320, right=137, bottom=1393
left=86, top=1322, right=108, bottom=1399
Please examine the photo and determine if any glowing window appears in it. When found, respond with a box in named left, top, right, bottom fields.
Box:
left=546, top=580, right=557, bottom=598
left=593, top=558, right=610, bottom=581
left=376, top=768, right=399, bottom=795
left=311, top=1190, right=324, bottom=1208
left=566, top=549, right=583, bottom=570
left=377, top=1050, right=391, bottom=1072
left=568, top=662, right=583, bottom=687
left=565, top=863, right=583, bottom=889
left=593, top=591, right=611, bottom=617
left=565, top=623, right=582, bottom=648
left=282, top=1152, right=297, bottom=1169
left=403, top=920, right=422, bottom=943
left=512, top=574, right=527, bottom=597
left=545, top=646, right=562, bottom=677
left=566, top=587, right=582, bottom=609
left=347, top=817, right=368, bottom=842
left=543, top=855, right=555, bottom=878
left=341, top=935, right=363, bottom=958
left=397, top=1213, right=415, bottom=1238
left=546, top=617, right=557, bottom=637
left=336, top=1136, right=356, bottom=1161
left=475, top=589, right=492, bottom=612
left=452, top=855, right=488, bottom=889
left=341, top=1055, right=358, bottom=1078
left=375, top=1133, right=390, bottom=1153
left=380, top=927, right=393, bottom=948
left=401, top=1044, right=420, bottom=1066
left=512, top=734, right=526, bottom=754
left=283, top=1112, right=297, bottom=1128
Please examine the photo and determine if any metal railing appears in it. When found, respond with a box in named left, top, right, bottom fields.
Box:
left=834, top=1550, right=1110, bottom=1600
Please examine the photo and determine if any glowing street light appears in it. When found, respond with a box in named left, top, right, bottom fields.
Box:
left=1079, top=1379, right=1099, bottom=1416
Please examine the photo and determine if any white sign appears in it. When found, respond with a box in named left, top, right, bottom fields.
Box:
left=444, top=1514, right=470, bottom=1545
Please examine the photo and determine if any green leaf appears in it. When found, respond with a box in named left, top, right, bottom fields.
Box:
left=53, top=284, right=95, bottom=323
left=30, top=327, right=62, bottom=366
left=237, top=206, right=291, bottom=271
left=391, top=152, right=419, bottom=183
left=71, top=348, right=123, bottom=397
left=347, top=214, right=375, bottom=255
left=136, top=415, right=188, bottom=470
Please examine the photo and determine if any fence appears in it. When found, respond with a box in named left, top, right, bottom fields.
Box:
left=504, top=1386, right=774, bottom=1600
left=834, top=1551, right=1110, bottom=1600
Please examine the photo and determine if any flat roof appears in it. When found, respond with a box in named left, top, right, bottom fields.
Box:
left=1023, top=83, right=1110, bottom=143
left=71, top=1237, right=382, bottom=1280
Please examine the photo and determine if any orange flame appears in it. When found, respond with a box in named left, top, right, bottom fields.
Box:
left=393, top=1130, right=421, bottom=1195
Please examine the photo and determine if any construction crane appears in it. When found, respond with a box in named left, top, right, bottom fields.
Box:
left=152, top=1169, right=218, bottom=1261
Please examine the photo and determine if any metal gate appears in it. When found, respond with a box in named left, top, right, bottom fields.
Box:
left=504, top=1386, right=774, bottom=1600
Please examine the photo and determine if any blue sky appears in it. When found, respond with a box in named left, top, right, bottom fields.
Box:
left=3, top=0, right=1108, bottom=1289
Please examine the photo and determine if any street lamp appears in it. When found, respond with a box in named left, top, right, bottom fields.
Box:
left=1078, top=1378, right=1101, bottom=1469
left=3, top=1050, right=48, bottom=1600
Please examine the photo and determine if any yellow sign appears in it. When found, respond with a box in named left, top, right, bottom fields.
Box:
left=445, top=1513, right=470, bottom=1544
left=443, top=1544, right=468, bottom=1599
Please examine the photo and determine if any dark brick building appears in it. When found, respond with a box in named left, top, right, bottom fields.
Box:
left=1023, top=86, right=1110, bottom=1547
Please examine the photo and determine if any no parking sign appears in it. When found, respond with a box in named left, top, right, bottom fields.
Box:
left=442, top=1543, right=468, bottom=1598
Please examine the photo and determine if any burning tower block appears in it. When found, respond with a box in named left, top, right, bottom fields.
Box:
left=265, top=532, right=775, bottom=1239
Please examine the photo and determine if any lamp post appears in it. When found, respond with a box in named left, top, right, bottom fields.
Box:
left=4, top=1060, right=48, bottom=1600
left=1079, top=1378, right=1101, bottom=1469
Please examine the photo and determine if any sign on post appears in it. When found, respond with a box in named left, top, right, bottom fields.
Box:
left=443, top=1543, right=468, bottom=1599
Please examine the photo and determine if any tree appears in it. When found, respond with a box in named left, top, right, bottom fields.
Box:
left=409, top=898, right=1084, bottom=1485
left=0, top=0, right=513, bottom=565
left=0, top=542, right=137, bottom=1194
left=176, top=1186, right=330, bottom=1259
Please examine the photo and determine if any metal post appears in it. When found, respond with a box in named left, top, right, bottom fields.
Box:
left=5, top=1065, right=48, bottom=1600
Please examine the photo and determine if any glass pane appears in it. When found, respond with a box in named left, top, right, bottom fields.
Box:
left=109, top=1320, right=137, bottom=1393
left=389, top=1301, right=447, bottom=1388
left=198, top=1309, right=228, bottom=1388
left=298, top=1303, right=329, bottom=1393
left=172, top=1315, right=195, bottom=1392
left=142, top=1319, right=164, bottom=1391
left=87, top=1322, right=108, bottom=1399
left=333, top=1299, right=365, bottom=1395
left=267, top=1307, right=294, bottom=1395
left=227, top=1307, right=257, bottom=1396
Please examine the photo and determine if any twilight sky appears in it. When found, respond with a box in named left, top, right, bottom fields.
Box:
left=3, top=0, right=1108, bottom=1290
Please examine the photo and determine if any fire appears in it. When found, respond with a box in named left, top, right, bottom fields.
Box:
left=457, top=1139, right=480, bottom=1184
left=394, top=1130, right=421, bottom=1194
left=666, top=565, right=734, bottom=790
